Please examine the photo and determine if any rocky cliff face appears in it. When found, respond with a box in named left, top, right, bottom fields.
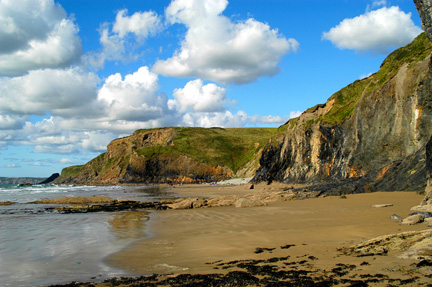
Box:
left=254, top=33, right=432, bottom=193
left=57, top=34, right=432, bottom=191
left=55, top=127, right=276, bottom=185
left=415, top=0, right=432, bottom=42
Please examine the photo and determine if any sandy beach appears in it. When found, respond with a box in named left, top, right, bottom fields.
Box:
left=91, top=183, right=432, bottom=286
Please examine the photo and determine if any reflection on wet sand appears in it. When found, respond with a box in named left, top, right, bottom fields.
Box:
left=109, top=211, right=150, bottom=240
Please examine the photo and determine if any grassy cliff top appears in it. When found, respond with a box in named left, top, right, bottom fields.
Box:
left=289, top=33, right=432, bottom=126
left=134, top=127, right=280, bottom=173
left=325, top=33, right=431, bottom=124
left=60, top=127, right=281, bottom=178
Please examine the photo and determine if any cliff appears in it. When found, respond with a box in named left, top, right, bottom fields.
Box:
left=57, top=34, right=432, bottom=191
left=0, top=177, right=44, bottom=185
left=415, top=0, right=432, bottom=43
left=253, top=33, right=432, bottom=194
left=55, top=127, right=279, bottom=185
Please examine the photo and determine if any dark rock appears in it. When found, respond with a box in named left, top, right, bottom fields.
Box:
left=416, top=259, right=432, bottom=267
left=18, top=183, right=33, bottom=186
left=408, top=211, right=432, bottom=218
left=39, top=173, right=59, bottom=184
left=414, top=0, right=432, bottom=42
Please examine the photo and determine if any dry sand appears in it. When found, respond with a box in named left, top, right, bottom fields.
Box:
left=105, top=183, right=431, bottom=284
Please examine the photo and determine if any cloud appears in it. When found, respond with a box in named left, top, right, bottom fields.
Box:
left=0, top=0, right=293, bottom=157
left=168, top=79, right=229, bottom=113
left=85, top=9, right=163, bottom=69
left=0, top=0, right=82, bottom=76
left=181, top=110, right=249, bottom=128
left=360, top=72, right=373, bottom=79
left=113, top=9, right=162, bottom=39
left=97, top=66, right=171, bottom=123
left=289, top=110, right=302, bottom=119
left=322, top=6, right=422, bottom=54
left=0, top=67, right=100, bottom=117
left=5, top=163, right=19, bottom=168
left=368, top=0, right=386, bottom=10
left=0, top=114, right=26, bottom=130
left=153, top=0, right=298, bottom=84
left=59, top=158, right=73, bottom=164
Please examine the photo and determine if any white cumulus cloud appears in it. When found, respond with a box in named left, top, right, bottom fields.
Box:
left=98, top=66, right=170, bottom=123
left=85, top=9, right=163, bottom=69
left=113, top=9, right=162, bottom=39
left=169, top=79, right=229, bottom=113
left=0, top=0, right=294, bottom=158
left=0, top=67, right=100, bottom=117
left=322, top=6, right=422, bottom=54
left=153, top=0, right=298, bottom=84
left=0, top=0, right=82, bottom=76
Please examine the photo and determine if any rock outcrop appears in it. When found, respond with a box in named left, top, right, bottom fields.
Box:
left=253, top=33, right=432, bottom=194
left=342, top=229, right=432, bottom=260
left=38, top=173, right=59, bottom=184
left=165, top=190, right=297, bottom=210
left=415, top=0, right=432, bottom=42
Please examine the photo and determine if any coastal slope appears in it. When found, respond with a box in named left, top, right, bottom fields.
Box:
left=253, top=33, right=432, bottom=194
left=55, top=127, right=279, bottom=185
left=56, top=33, right=432, bottom=192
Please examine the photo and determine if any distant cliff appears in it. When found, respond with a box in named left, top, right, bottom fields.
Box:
left=55, top=127, right=279, bottom=185
left=253, top=33, right=432, bottom=193
left=0, top=177, right=44, bottom=185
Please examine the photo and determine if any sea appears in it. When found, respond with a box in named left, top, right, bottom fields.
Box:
left=0, top=184, right=174, bottom=286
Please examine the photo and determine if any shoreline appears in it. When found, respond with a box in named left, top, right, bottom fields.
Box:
left=47, top=183, right=432, bottom=286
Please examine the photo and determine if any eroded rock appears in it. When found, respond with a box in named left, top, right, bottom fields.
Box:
left=402, top=214, right=425, bottom=225
left=414, top=0, right=432, bottom=42
left=166, top=198, right=205, bottom=210
left=234, top=198, right=266, bottom=208
left=342, top=229, right=432, bottom=259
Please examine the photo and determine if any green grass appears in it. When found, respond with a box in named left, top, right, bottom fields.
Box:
left=136, top=127, right=280, bottom=173
left=321, top=33, right=432, bottom=125
left=60, top=165, right=84, bottom=177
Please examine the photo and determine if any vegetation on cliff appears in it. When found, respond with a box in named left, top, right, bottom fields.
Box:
left=58, top=33, right=432, bottom=190
left=57, top=127, right=280, bottom=184
left=254, top=32, right=432, bottom=193
left=289, top=33, right=432, bottom=127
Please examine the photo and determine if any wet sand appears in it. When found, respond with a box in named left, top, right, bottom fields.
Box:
left=103, top=183, right=430, bottom=285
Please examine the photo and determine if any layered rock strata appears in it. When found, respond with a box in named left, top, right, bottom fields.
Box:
left=253, top=33, right=432, bottom=194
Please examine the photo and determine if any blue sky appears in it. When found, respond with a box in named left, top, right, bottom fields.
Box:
left=0, top=0, right=424, bottom=177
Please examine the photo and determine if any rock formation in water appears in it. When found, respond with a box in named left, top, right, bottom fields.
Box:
left=253, top=33, right=432, bottom=194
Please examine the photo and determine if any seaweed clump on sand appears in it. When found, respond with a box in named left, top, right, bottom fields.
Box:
left=48, top=249, right=432, bottom=286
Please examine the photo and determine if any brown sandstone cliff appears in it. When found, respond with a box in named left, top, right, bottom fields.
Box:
left=55, top=127, right=276, bottom=185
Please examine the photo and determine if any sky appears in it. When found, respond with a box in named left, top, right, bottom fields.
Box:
left=0, top=0, right=424, bottom=177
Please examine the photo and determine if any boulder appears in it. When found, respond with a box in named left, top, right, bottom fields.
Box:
left=206, top=195, right=238, bottom=207
left=166, top=198, right=205, bottom=209
left=342, top=229, right=432, bottom=258
left=402, top=214, right=425, bottom=225
left=234, top=198, right=266, bottom=208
